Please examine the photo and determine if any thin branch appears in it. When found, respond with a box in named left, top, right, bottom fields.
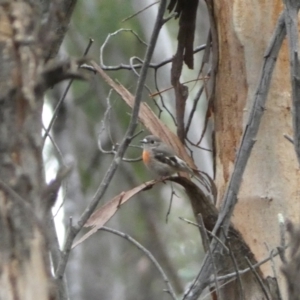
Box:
left=55, top=0, right=168, bottom=280
left=268, top=248, right=283, bottom=300
left=130, top=56, right=145, bottom=78
left=214, top=245, right=288, bottom=283
left=42, top=124, right=66, bottom=166
left=100, top=226, right=177, bottom=300
left=227, top=239, right=245, bottom=300
left=153, top=68, right=177, bottom=124
left=97, top=91, right=143, bottom=162
left=185, top=85, right=204, bottom=135
left=122, top=1, right=159, bottom=23
left=42, top=38, right=94, bottom=147
left=178, top=217, right=228, bottom=252
left=82, top=44, right=206, bottom=71
left=186, top=137, right=212, bottom=152
left=197, top=214, right=220, bottom=300
left=278, top=213, right=287, bottom=263
left=165, top=183, right=176, bottom=223
left=245, top=257, right=271, bottom=300
left=283, top=133, right=294, bottom=144
left=100, top=29, right=147, bottom=69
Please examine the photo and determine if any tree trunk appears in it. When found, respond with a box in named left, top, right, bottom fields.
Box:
left=214, top=0, right=297, bottom=298
left=0, top=2, right=53, bottom=299
left=0, top=1, right=76, bottom=299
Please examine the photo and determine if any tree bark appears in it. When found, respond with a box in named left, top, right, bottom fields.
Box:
left=214, top=0, right=298, bottom=298
left=0, top=1, right=77, bottom=299
left=0, top=2, right=54, bottom=299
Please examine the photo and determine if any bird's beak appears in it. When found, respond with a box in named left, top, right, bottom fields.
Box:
left=140, top=138, right=147, bottom=144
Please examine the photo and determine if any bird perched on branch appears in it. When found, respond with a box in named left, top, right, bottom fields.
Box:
left=140, top=135, right=195, bottom=177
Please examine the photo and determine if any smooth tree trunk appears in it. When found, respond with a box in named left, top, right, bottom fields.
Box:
left=214, top=0, right=298, bottom=298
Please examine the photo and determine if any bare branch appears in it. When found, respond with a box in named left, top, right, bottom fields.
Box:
left=283, top=134, right=294, bottom=144
left=42, top=38, right=94, bottom=148
left=97, top=90, right=143, bottom=162
left=165, top=183, right=176, bottom=223
left=278, top=213, right=287, bottom=263
left=55, top=0, right=169, bottom=280
left=100, top=29, right=148, bottom=69
left=245, top=256, right=271, bottom=300
left=197, top=214, right=221, bottom=300
left=122, top=1, right=159, bottom=23
left=101, top=226, right=177, bottom=300
left=185, top=85, right=204, bottom=135
left=227, top=239, right=245, bottom=300
left=178, top=217, right=228, bottom=253
left=81, top=44, right=206, bottom=71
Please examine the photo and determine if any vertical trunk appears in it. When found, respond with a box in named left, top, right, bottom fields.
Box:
left=214, top=0, right=297, bottom=298
left=0, top=2, right=53, bottom=299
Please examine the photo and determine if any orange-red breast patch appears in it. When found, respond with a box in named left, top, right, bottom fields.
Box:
left=142, top=150, right=151, bottom=165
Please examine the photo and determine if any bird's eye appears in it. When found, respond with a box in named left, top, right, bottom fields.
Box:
left=150, top=140, right=155, bottom=144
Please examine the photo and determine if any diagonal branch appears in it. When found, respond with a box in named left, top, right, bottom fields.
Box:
left=55, top=0, right=168, bottom=281
left=100, top=226, right=177, bottom=300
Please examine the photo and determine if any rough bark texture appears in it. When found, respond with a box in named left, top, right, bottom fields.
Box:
left=0, top=0, right=77, bottom=298
left=214, top=0, right=299, bottom=298
left=0, top=2, right=54, bottom=299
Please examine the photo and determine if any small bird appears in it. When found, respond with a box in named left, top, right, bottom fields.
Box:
left=140, top=135, right=195, bottom=177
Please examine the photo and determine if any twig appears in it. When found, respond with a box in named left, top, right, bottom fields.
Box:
left=122, top=1, right=159, bottom=23
left=245, top=256, right=270, bottom=300
left=186, top=137, right=212, bottom=152
left=178, top=217, right=228, bottom=252
left=165, top=183, right=176, bottom=223
left=100, top=29, right=147, bottom=69
left=163, top=12, right=178, bottom=24
left=55, top=0, right=168, bottom=280
left=42, top=123, right=65, bottom=166
left=197, top=214, right=220, bottom=300
left=185, top=85, right=204, bottom=135
left=130, top=56, right=145, bottom=78
left=81, top=44, right=206, bottom=71
left=278, top=213, right=287, bottom=263
left=153, top=68, right=177, bottom=125
left=227, top=239, right=245, bottom=300
left=42, top=38, right=94, bottom=148
left=100, top=226, right=177, bottom=300
left=268, top=248, right=283, bottom=300
left=97, top=92, right=143, bottom=162
left=283, top=133, right=294, bottom=144
left=214, top=244, right=288, bottom=283
left=150, top=77, right=209, bottom=98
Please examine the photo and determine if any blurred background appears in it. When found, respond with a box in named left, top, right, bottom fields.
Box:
left=43, top=0, right=212, bottom=299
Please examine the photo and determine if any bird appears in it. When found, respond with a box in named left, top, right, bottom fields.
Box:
left=140, top=135, right=195, bottom=177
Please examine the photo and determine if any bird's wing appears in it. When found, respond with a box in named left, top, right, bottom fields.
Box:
left=152, top=147, right=178, bottom=167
